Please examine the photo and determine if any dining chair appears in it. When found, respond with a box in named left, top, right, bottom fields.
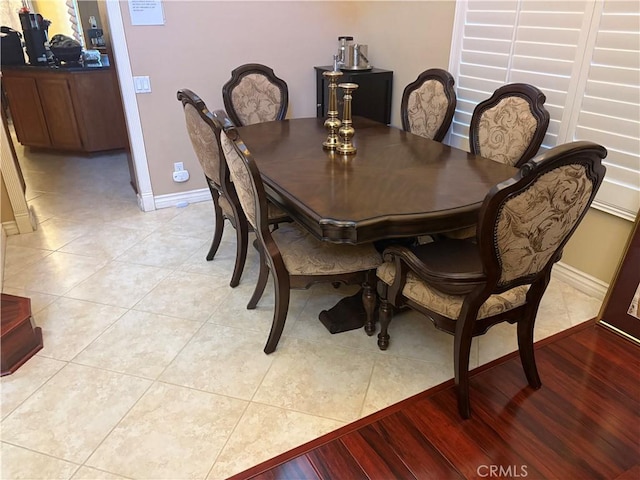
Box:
left=177, top=89, right=289, bottom=288
left=470, top=83, right=550, bottom=168
left=220, top=126, right=382, bottom=354
left=222, top=63, right=289, bottom=127
left=400, top=68, right=456, bottom=142
left=443, top=82, right=551, bottom=240
left=375, top=141, right=607, bottom=418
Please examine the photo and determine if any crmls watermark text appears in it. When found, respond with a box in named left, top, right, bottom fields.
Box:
left=477, top=464, right=528, bottom=477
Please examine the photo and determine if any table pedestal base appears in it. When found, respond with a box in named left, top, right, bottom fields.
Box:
left=319, top=290, right=368, bottom=334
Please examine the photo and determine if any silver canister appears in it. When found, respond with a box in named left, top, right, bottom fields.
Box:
left=353, top=44, right=369, bottom=69
left=344, top=44, right=370, bottom=70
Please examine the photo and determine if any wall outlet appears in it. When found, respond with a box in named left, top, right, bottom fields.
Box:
left=172, top=170, right=190, bottom=182
left=173, top=162, right=184, bottom=172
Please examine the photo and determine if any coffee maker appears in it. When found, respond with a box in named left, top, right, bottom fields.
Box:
left=19, top=11, right=50, bottom=65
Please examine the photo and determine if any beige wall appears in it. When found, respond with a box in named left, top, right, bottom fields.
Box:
left=1, top=173, right=15, bottom=224
left=563, top=209, right=634, bottom=284
left=116, top=0, right=633, bottom=285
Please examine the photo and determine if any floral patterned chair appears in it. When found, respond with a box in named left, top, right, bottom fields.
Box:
left=444, top=83, right=551, bottom=240
left=177, top=89, right=289, bottom=288
left=401, top=68, right=456, bottom=142
left=222, top=63, right=289, bottom=127
left=470, top=83, right=550, bottom=168
left=375, top=141, right=606, bottom=418
left=220, top=127, right=382, bottom=354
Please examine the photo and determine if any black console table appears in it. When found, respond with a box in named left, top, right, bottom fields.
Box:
left=314, top=66, right=393, bottom=125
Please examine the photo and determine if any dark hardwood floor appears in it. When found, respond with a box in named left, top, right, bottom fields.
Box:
left=229, top=321, right=639, bottom=479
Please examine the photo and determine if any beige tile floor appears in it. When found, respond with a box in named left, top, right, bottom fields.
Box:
left=1, top=141, right=602, bottom=479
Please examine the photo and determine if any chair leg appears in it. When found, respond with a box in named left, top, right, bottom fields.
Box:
left=454, top=315, right=475, bottom=419
left=377, top=298, right=393, bottom=350
left=206, top=194, right=225, bottom=261
left=229, top=218, right=249, bottom=288
left=247, top=246, right=269, bottom=309
left=263, top=271, right=290, bottom=354
left=517, top=313, right=542, bottom=389
left=363, top=274, right=377, bottom=336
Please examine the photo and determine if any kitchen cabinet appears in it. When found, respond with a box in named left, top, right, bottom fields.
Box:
left=315, top=66, right=393, bottom=125
left=1, top=75, right=50, bottom=147
left=1, top=66, right=128, bottom=153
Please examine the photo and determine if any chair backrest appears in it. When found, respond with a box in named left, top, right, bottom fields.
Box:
left=222, top=63, right=289, bottom=127
left=469, top=83, right=550, bottom=167
left=401, top=68, right=456, bottom=142
left=219, top=126, right=270, bottom=237
left=176, top=89, right=224, bottom=187
left=476, top=141, right=606, bottom=290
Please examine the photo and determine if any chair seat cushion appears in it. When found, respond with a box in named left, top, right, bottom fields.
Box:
left=273, top=224, right=381, bottom=276
left=267, top=202, right=290, bottom=222
left=377, top=261, right=528, bottom=320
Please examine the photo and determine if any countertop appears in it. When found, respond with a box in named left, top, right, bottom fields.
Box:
left=2, top=63, right=111, bottom=72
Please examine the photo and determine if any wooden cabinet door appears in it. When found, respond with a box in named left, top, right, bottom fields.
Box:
left=70, top=71, right=128, bottom=152
left=36, top=76, right=83, bottom=150
left=2, top=76, right=51, bottom=148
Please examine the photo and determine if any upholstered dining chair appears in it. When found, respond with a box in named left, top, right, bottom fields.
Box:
left=177, top=89, right=289, bottom=288
left=401, top=68, right=456, bottom=142
left=470, top=83, right=550, bottom=168
left=375, top=141, right=606, bottom=418
left=220, top=126, right=382, bottom=354
left=443, top=82, right=551, bottom=241
left=222, top=63, right=289, bottom=127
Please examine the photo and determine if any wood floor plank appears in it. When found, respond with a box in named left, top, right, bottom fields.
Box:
left=339, top=424, right=419, bottom=479
left=543, top=340, right=640, bottom=430
left=340, top=411, right=466, bottom=480
left=405, top=390, right=549, bottom=479
left=246, top=455, right=321, bottom=480
left=614, top=464, right=640, bottom=480
left=305, top=441, right=369, bottom=480
left=536, top=350, right=640, bottom=448
left=549, top=328, right=640, bottom=401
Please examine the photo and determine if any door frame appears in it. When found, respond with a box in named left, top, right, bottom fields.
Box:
left=105, top=0, right=155, bottom=212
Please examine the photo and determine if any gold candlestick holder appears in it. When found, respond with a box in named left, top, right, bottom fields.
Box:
left=337, top=82, right=358, bottom=155
left=322, top=70, right=343, bottom=150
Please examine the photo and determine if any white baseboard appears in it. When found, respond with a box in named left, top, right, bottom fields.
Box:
left=552, top=261, right=609, bottom=300
left=153, top=188, right=211, bottom=210
left=137, top=191, right=156, bottom=212
left=2, top=221, right=19, bottom=236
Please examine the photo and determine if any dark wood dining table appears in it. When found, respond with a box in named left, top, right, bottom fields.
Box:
left=235, top=117, right=518, bottom=331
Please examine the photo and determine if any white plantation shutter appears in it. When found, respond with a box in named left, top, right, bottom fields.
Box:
left=449, top=0, right=640, bottom=220
left=571, top=1, right=640, bottom=218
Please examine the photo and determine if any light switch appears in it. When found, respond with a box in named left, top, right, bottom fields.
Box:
left=133, top=75, right=151, bottom=93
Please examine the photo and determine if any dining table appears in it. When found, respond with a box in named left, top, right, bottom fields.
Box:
left=235, top=117, right=518, bottom=333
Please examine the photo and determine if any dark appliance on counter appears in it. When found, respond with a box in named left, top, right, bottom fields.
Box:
left=0, top=27, right=25, bottom=66
left=19, top=11, right=50, bottom=65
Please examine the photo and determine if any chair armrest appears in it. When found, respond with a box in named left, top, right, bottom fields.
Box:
left=383, top=240, right=487, bottom=296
